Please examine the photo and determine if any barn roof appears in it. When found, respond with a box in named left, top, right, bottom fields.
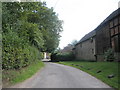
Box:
left=76, top=8, right=120, bottom=46
left=76, top=30, right=96, bottom=45
left=95, top=8, right=120, bottom=31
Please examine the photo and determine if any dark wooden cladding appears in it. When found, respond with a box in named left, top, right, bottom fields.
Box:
left=110, top=21, right=114, bottom=28
left=119, top=25, right=120, bottom=33
left=114, top=18, right=118, bottom=26
left=115, top=27, right=118, bottom=34
left=96, top=23, right=111, bottom=55
left=96, top=14, right=120, bottom=60
left=119, top=16, right=120, bottom=24
left=110, top=28, right=114, bottom=36
left=110, top=15, right=120, bottom=53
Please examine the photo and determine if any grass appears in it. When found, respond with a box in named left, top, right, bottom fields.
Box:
left=58, top=61, right=119, bottom=89
left=2, top=60, right=44, bottom=87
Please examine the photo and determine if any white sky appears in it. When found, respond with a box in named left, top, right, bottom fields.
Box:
left=42, top=0, right=119, bottom=49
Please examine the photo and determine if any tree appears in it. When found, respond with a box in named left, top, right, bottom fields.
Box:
left=2, top=2, right=63, bottom=69
left=71, top=39, right=78, bottom=46
left=38, top=7, right=63, bottom=52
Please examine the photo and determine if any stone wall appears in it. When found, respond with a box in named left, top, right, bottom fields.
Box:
left=75, top=36, right=96, bottom=61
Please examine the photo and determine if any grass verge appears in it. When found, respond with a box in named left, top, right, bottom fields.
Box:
left=2, top=60, right=44, bottom=87
left=58, top=61, right=119, bottom=89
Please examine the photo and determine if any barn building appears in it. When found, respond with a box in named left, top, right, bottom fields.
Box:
left=74, top=8, right=120, bottom=61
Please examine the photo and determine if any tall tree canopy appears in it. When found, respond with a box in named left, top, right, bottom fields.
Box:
left=2, top=2, right=63, bottom=69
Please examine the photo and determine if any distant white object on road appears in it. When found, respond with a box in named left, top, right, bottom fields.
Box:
left=44, top=52, right=46, bottom=59
left=43, top=52, right=50, bottom=59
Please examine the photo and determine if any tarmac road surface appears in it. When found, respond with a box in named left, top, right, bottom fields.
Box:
left=11, top=62, right=111, bottom=88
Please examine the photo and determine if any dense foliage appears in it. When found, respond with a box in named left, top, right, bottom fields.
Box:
left=2, top=2, right=63, bottom=69
left=51, top=52, right=75, bottom=62
left=104, top=48, right=114, bottom=62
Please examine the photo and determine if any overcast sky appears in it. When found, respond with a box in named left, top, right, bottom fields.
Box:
left=42, top=0, right=119, bottom=49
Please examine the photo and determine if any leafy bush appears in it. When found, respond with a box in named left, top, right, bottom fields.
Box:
left=2, top=30, right=42, bottom=69
left=104, top=48, right=115, bottom=62
left=51, top=52, right=75, bottom=62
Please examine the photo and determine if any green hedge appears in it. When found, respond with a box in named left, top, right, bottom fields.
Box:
left=51, top=52, right=75, bottom=62
left=2, top=30, right=43, bottom=69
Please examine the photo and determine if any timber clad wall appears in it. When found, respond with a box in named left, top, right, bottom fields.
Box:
left=74, top=8, right=120, bottom=61
left=96, top=22, right=111, bottom=61
left=110, top=15, right=120, bottom=60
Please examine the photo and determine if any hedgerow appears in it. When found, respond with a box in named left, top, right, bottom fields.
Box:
left=51, top=52, right=75, bottom=62
left=2, top=30, right=43, bottom=69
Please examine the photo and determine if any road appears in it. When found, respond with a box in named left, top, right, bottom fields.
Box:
left=11, top=62, right=111, bottom=88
